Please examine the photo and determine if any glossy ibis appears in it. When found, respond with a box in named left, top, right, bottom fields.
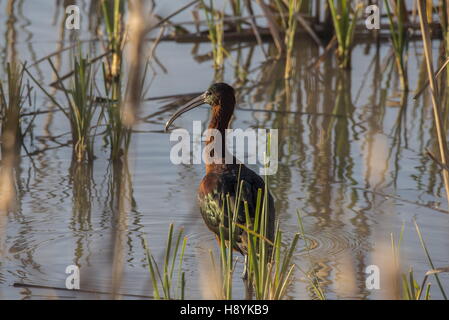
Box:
left=165, top=83, right=275, bottom=278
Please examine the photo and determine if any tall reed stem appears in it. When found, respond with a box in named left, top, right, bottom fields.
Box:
left=417, top=1, right=449, bottom=206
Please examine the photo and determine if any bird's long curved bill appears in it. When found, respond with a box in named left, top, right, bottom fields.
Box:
left=164, top=94, right=206, bottom=132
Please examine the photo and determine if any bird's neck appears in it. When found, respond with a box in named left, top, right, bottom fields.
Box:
left=205, top=104, right=234, bottom=173
left=207, top=105, right=232, bottom=133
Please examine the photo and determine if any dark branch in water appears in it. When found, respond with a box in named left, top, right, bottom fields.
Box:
left=13, top=282, right=153, bottom=299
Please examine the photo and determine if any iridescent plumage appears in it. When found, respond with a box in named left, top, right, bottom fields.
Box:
left=166, top=83, right=275, bottom=265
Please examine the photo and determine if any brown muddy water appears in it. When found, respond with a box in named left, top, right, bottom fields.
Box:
left=0, top=1, right=448, bottom=300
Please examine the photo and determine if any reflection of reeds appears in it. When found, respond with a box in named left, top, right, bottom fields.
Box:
left=109, top=158, right=135, bottom=298
left=296, top=212, right=326, bottom=300
left=69, top=161, right=93, bottom=233
left=69, top=161, right=94, bottom=267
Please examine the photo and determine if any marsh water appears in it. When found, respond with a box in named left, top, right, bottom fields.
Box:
left=0, top=1, right=449, bottom=299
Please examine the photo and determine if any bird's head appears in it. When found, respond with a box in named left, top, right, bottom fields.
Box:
left=165, top=82, right=235, bottom=132
left=204, top=83, right=235, bottom=107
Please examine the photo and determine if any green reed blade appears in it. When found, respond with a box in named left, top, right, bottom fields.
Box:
left=414, top=219, right=447, bottom=299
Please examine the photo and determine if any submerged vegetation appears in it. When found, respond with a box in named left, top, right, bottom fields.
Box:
left=1, top=0, right=449, bottom=300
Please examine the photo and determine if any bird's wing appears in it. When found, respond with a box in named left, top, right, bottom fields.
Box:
left=198, top=168, right=274, bottom=254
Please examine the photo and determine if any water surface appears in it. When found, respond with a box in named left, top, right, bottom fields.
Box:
left=0, top=0, right=448, bottom=300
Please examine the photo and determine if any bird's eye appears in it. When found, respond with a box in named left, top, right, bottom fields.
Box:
left=206, top=91, right=211, bottom=96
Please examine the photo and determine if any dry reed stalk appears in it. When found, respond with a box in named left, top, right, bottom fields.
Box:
left=0, top=62, right=26, bottom=257
left=244, top=0, right=268, bottom=58
left=122, top=0, right=156, bottom=127
left=0, top=61, right=26, bottom=216
left=198, top=249, right=225, bottom=299
left=281, top=0, right=323, bottom=47
left=0, top=158, right=16, bottom=212
left=333, top=253, right=358, bottom=298
left=0, top=164, right=14, bottom=258
left=256, top=0, right=284, bottom=57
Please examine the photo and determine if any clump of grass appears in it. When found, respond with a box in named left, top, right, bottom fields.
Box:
left=414, top=220, right=447, bottom=300
left=401, top=267, right=431, bottom=300
left=102, top=65, right=130, bottom=162
left=144, top=224, right=187, bottom=300
left=384, top=0, right=408, bottom=91
left=389, top=221, right=448, bottom=300
left=26, top=54, right=99, bottom=162
left=327, top=0, right=362, bottom=69
left=100, top=0, right=128, bottom=161
left=244, top=207, right=299, bottom=299
left=245, top=133, right=298, bottom=300
left=68, top=56, right=98, bottom=162
left=209, top=182, right=298, bottom=300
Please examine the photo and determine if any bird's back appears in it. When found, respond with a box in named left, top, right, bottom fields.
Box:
left=198, top=164, right=275, bottom=255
